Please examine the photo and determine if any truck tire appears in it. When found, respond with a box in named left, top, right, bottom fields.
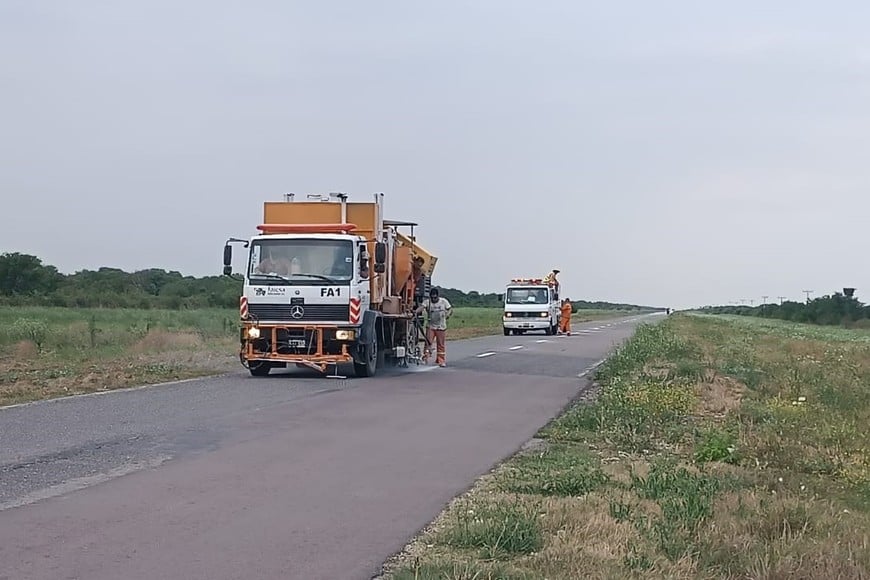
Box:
left=248, top=362, right=271, bottom=377
left=354, top=340, right=380, bottom=377
left=503, top=327, right=510, bottom=336
left=544, top=325, right=553, bottom=336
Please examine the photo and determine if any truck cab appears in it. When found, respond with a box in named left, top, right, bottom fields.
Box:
left=502, top=278, right=560, bottom=336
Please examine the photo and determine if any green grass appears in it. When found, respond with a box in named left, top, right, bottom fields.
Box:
left=383, top=314, right=870, bottom=579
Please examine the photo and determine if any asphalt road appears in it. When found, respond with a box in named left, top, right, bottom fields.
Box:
left=0, top=313, right=660, bottom=580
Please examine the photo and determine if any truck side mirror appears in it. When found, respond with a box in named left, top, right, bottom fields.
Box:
left=374, top=242, right=387, bottom=265
left=223, top=245, right=232, bottom=276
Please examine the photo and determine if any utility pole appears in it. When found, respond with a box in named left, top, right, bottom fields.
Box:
left=802, top=290, right=813, bottom=304
left=761, top=296, right=768, bottom=315
left=778, top=296, right=786, bottom=305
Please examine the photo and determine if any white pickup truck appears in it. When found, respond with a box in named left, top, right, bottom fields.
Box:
left=502, top=278, right=560, bottom=336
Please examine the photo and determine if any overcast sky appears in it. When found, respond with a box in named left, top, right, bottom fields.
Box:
left=1, top=1, right=868, bottom=309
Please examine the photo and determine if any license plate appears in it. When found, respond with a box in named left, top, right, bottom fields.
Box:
left=289, top=339, right=307, bottom=348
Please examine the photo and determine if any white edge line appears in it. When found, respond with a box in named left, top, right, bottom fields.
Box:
left=0, top=374, right=226, bottom=412
left=577, top=357, right=609, bottom=379
left=476, top=352, right=497, bottom=358
left=535, top=339, right=549, bottom=343
left=509, top=346, right=524, bottom=350
left=0, top=455, right=172, bottom=512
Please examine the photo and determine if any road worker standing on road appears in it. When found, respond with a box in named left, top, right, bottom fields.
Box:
left=416, top=287, right=453, bottom=367
left=559, top=298, right=573, bottom=336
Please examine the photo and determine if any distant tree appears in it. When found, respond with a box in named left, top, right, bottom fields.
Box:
left=0, top=252, right=62, bottom=296
left=0, top=253, right=657, bottom=312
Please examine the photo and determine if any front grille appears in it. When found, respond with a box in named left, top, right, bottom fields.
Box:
left=248, top=303, right=349, bottom=322
left=506, top=312, right=548, bottom=318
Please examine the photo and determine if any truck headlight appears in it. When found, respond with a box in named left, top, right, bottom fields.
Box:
left=540, top=312, right=549, bottom=317
left=335, top=330, right=356, bottom=340
left=247, top=326, right=261, bottom=339
left=504, top=312, right=512, bottom=318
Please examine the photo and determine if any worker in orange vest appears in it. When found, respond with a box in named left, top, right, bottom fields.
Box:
left=559, top=298, right=573, bottom=335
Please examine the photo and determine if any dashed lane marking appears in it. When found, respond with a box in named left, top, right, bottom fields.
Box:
left=509, top=346, right=524, bottom=351
left=476, top=352, right=497, bottom=358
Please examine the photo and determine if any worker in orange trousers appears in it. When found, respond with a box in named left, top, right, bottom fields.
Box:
left=559, top=298, right=573, bottom=335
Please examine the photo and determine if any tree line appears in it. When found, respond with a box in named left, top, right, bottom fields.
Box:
left=700, top=291, right=870, bottom=327
left=0, top=252, right=659, bottom=311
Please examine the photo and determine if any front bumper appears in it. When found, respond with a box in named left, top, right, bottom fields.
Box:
left=240, top=322, right=360, bottom=371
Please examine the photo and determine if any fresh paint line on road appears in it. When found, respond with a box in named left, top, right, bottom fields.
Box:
left=536, top=340, right=549, bottom=343
left=408, top=365, right=440, bottom=373
left=509, top=346, right=524, bottom=351
left=476, top=352, right=497, bottom=358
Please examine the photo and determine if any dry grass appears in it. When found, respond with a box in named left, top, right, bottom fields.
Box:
left=382, top=315, right=870, bottom=579
left=131, top=329, right=204, bottom=353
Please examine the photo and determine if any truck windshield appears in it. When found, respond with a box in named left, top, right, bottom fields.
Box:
left=248, top=239, right=353, bottom=284
left=506, top=288, right=549, bottom=304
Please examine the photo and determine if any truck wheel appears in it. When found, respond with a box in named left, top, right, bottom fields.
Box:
left=354, top=340, right=379, bottom=377
left=503, top=328, right=510, bottom=336
left=248, top=362, right=271, bottom=377
left=544, top=326, right=553, bottom=336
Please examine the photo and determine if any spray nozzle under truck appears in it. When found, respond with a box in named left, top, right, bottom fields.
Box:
left=222, top=193, right=437, bottom=378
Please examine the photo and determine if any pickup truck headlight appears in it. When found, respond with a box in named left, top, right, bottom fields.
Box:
left=335, top=330, right=356, bottom=340
left=246, top=326, right=261, bottom=339
left=539, top=312, right=549, bottom=317
left=504, top=312, right=513, bottom=318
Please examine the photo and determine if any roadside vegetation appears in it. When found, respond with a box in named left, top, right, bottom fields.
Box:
left=0, top=306, right=632, bottom=406
left=383, top=314, right=870, bottom=579
left=701, top=289, right=870, bottom=327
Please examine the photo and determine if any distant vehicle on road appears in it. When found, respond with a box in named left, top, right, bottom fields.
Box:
left=502, top=277, right=561, bottom=336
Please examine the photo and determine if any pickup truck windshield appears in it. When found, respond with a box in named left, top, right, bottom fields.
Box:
left=506, top=288, right=550, bottom=304
left=249, top=239, right=353, bottom=284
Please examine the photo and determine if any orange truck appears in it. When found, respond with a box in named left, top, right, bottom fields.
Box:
left=222, top=193, right=437, bottom=377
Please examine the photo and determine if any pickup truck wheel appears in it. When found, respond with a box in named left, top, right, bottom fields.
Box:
left=544, top=326, right=553, bottom=336
left=503, top=328, right=510, bottom=336
left=248, top=362, right=271, bottom=377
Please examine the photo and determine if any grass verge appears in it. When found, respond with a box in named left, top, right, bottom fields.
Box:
left=0, top=306, right=634, bottom=406
left=381, top=314, right=870, bottom=579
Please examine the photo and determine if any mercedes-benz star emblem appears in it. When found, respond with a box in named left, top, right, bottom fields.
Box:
left=290, top=305, right=305, bottom=319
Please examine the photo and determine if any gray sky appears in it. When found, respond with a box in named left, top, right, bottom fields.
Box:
left=2, top=1, right=868, bottom=309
